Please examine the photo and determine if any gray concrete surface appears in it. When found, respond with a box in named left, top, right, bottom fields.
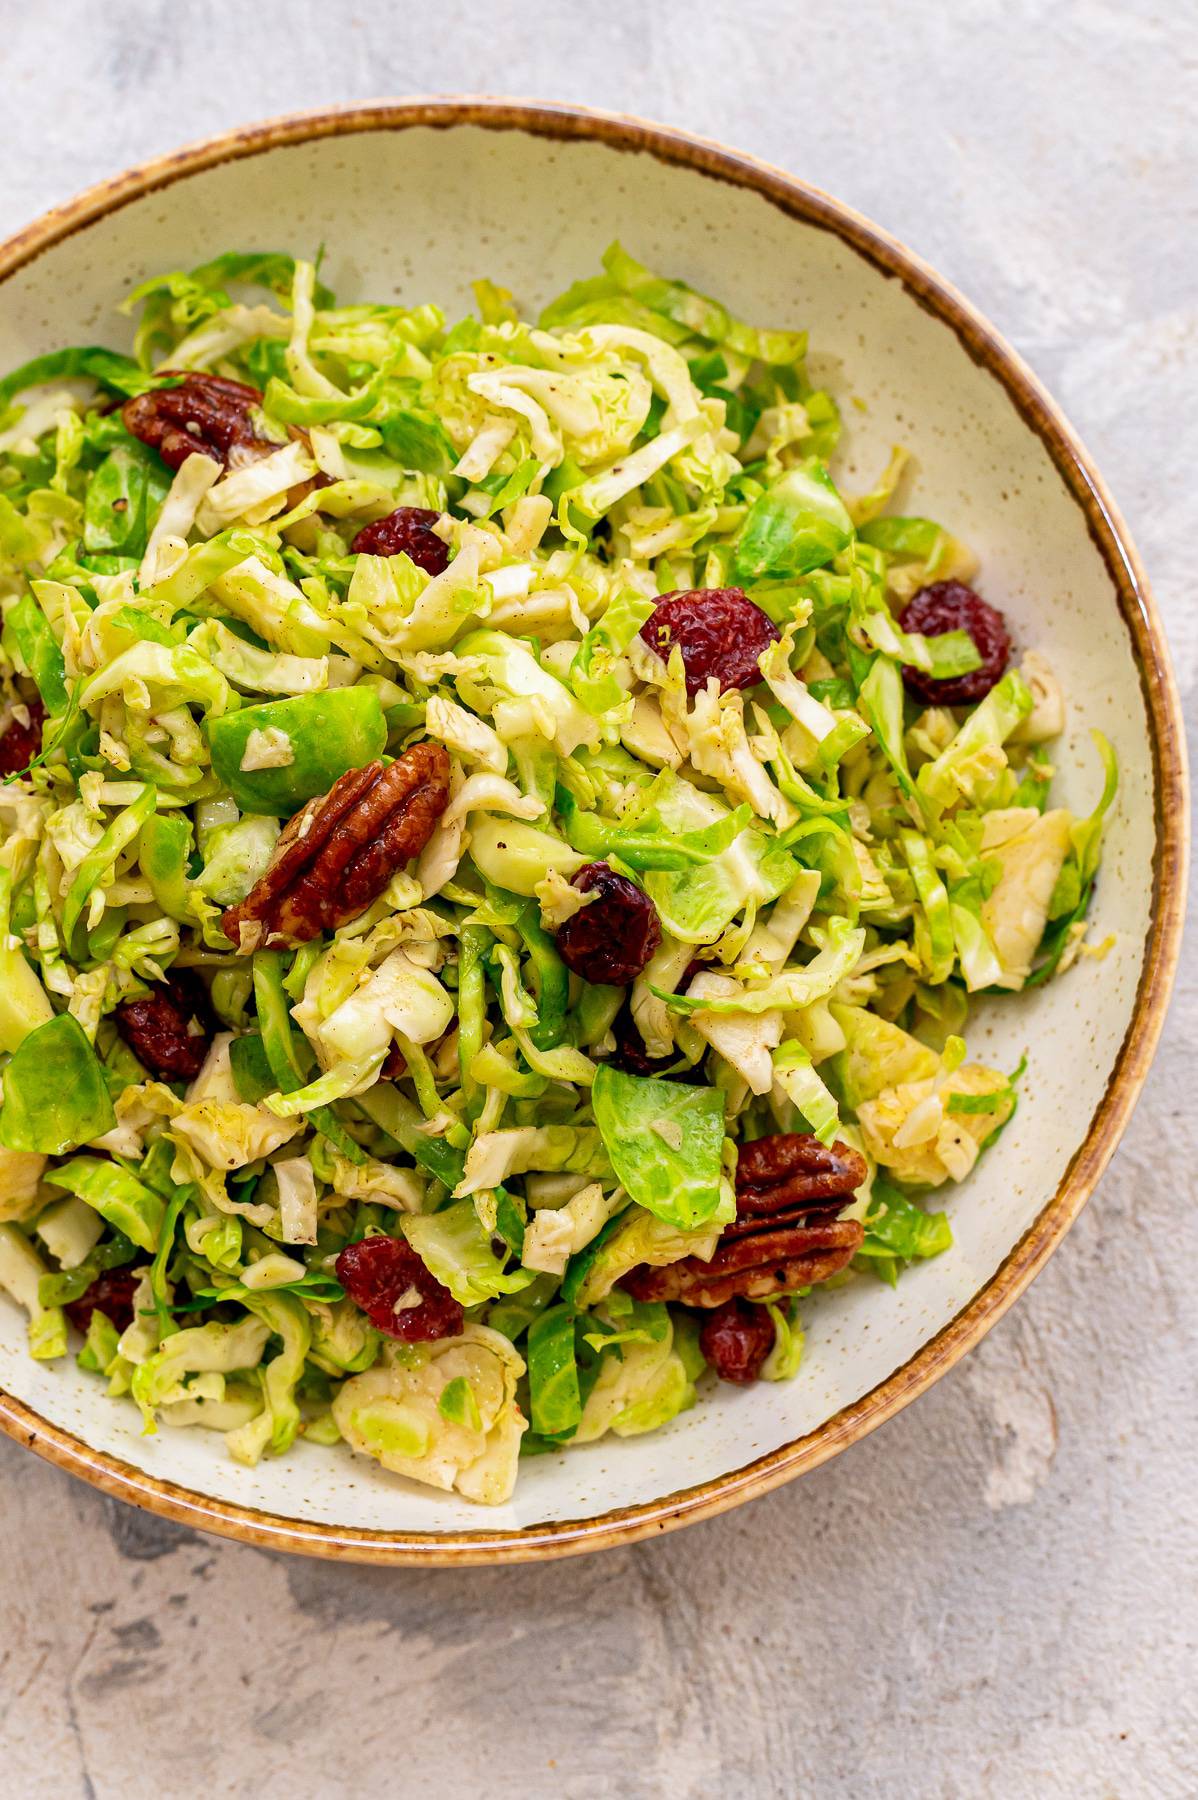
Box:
left=0, top=3, right=1194, bottom=1795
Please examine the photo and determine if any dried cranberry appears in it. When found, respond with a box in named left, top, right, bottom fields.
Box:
left=335, top=1235, right=463, bottom=1342
left=0, top=697, right=45, bottom=777
left=114, top=971, right=214, bottom=1081
left=350, top=507, right=449, bottom=575
left=555, top=863, right=662, bottom=987
left=609, top=959, right=706, bottom=1074
left=64, top=1269, right=139, bottom=1336
left=639, top=588, right=779, bottom=696
left=698, top=1298, right=776, bottom=1384
left=897, top=581, right=1012, bottom=705
left=122, top=371, right=274, bottom=472
left=609, top=1010, right=672, bottom=1077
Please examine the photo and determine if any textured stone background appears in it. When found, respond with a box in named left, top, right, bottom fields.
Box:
left=0, top=4, right=1194, bottom=1796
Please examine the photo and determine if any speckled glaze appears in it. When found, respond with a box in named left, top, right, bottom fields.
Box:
left=0, top=100, right=1186, bottom=1564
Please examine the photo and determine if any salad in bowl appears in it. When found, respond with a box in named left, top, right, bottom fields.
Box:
left=0, top=244, right=1116, bottom=1505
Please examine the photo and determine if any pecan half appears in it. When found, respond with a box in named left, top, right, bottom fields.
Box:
left=222, top=743, right=451, bottom=950
left=621, top=1130, right=866, bottom=1324
left=734, top=1132, right=868, bottom=1219
left=122, top=371, right=278, bottom=471
left=286, top=469, right=336, bottom=509
left=623, top=1219, right=863, bottom=1308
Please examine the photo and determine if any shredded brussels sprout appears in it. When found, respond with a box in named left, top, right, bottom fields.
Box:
left=0, top=245, right=1116, bottom=1503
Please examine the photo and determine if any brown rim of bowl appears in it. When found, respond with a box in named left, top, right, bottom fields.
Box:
left=0, top=98, right=1187, bottom=1565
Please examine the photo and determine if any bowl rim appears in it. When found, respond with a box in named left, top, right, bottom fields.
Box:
left=0, top=96, right=1186, bottom=1565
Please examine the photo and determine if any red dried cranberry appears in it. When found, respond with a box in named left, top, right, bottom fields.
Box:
left=64, top=1269, right=139, bottom=1336
left=122, top=371, right=273, bottom=472
left=0, top=697, right=45, bottom=777
left=350, top=507, right=449, bottom=575
left=609, top=1010, right=671, bottom=1077
left=698, top=1297, right=776, bottom=1384
left=335, top=1235, right=463, bottom=1342
left=555, top=862, right=662, bottom=988
left=897, top=581, right=1012, bottom=705
left=639, top=588, right=779, bottom=696
left=114, top=971, right=214, bottom=1081
left=609, top=959, right=706, bottom=1074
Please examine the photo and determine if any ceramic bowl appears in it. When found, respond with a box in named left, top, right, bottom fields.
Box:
left=0, top=100, right=1186, bottom=1563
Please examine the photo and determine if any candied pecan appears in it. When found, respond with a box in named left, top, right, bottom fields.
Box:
left=555, top=862, right=662, bottom=987
left=335, top=1234, right=462, bottom=1342
left=64, top=1269, right=139, bottom=1336
left=380, top=1042, right=408, bottom=1082
left=222, top=743, right=450, bottom=950
left=898, top=581, right=1011, bottom=706
left=122, top=371, right=277, bottom=472
left=0, top=697, right=45, bottom=777
left=639, top=588, right=779, bottom=696
left=351, top=506, right=449, bottom=575
left=734, top=1132, right=868, bottom=1219
left=622, top=1218, right=864, bottom=1308
left=699, top=1297, right=776, bottom=1384
left=114, top=970, right=214, bottom=1081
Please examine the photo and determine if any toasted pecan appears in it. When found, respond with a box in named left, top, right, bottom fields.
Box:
left=735, top=1131, right=868, bottom=1216
left=222, top=743, right=450, bottom=950
left=620, top=1131, right=866, bottom=1320
left=622, top=1218, right=863, bottom=1308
